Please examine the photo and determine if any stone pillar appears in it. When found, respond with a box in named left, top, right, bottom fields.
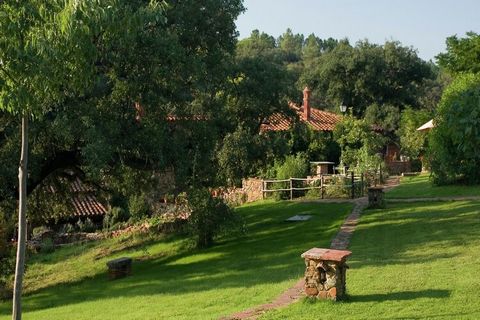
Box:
left=368, top=187, right=385, bottom=208
left=301, top=248, right=351, bottom=301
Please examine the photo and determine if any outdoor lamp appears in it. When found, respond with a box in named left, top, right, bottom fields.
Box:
left=339, top=102, right=347, bottom=113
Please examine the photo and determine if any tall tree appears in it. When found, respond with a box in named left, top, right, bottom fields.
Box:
left=437, top=32, right=480, bottom=74
left=0, top=1, right=245, bottom=318
left=0, top=1, right=102, bottom=318
left=303, top=40, right=432, bottom=116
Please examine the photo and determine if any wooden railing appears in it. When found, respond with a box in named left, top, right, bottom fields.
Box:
left=262, top=172, right=367, bottom=200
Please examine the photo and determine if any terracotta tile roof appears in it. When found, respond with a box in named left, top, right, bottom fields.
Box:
left=47, top=176, right=107, bottom=218
left=70, top=194, right=107, bottom=217
left=260, top=103, right=341, bottom=132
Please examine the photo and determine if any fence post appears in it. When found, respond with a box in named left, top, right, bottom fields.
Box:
left=351, top=171, right=355, bottom=199
left=361, top=173, right=364, bottom=197
left=289, top=178, right=293, bottom=200
left=321, top=174, right=324, bottom=199
left=262, top=180, right=265, bottom=200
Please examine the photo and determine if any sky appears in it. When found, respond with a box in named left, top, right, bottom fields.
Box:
left=235, top=0, right=480, bottom=61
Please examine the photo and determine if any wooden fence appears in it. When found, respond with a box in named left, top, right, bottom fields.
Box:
left=261, top=172, right=367, bottom=200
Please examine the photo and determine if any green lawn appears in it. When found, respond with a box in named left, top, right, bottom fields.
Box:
left=386, top=173, right=480, bottom=199
left=262, top=200, right=480, bottom=319
left=0, top=201, right=351, bottom=320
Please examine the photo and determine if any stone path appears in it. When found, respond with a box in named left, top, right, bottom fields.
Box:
left=330, top=197, right=368, bottom=250
left=223, top=177, right=402, bottom=320
left=222, top=196, right=370, bottom=320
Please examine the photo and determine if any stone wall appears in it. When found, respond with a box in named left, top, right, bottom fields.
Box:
left=242, top=178, right=263, bottom=203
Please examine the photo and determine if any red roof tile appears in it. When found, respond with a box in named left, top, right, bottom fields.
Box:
left=260, top=103, right=341, bottom=132
left=70, top=194, right=107, bottom=217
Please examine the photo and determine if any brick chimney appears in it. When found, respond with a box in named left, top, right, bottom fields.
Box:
left=303, top=87, right=311, bottom=120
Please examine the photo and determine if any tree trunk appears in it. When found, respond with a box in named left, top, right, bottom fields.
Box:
left=12, top=115, right=28, bottom=320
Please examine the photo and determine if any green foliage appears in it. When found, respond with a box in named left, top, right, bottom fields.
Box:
left=364, top=103, right=400, bottom=134
left=75, top=218, right=96, bottom=233
left=274, top=153, right=309, bottom=180
left=128, top=194, right=149, bottom=222
left=437, top=32, right=480, bottom=74
left=103, top=207, right=129, bottom=230
left=0, top=212, right=14, bottom=292
left=398, top=107, right=432, bottom=158
left=334, top=115, right=385, bottom=171
left=429, top=73, right=480, bottom=184
left=39, top=238, right=55, bottom=254
left=217, top=126, right=260, bottom=186
left=186, top=188, right=243, bottom=248
left=301, top=40, right=432, bottom=117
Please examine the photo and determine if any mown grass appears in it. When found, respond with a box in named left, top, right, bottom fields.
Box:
left=386, top=174, right=480, bottom=199
left=0, top=200, right=351, bottom=320
left=262, top=200, right=480, bottom=319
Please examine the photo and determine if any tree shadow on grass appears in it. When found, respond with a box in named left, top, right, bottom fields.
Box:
left=349, top=289, right=450, bottom=303
left=0, top=202, right=353, bottom=316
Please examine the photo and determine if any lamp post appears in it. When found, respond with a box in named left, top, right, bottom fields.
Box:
left=339, top=102, right=347, bottom=114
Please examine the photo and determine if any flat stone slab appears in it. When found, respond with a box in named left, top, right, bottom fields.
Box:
left=285, top=215, right=312, bottom=222
left=301, top=248, right=352, bottom=262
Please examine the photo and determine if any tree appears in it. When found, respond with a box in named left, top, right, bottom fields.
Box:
left=334, top=114, right=385, bottom=171
left=0, top=1, right=245, bottom=318
left=278, top=28, right=304, bottom=63
left=397, top=107, right=432, bottom=159
left=437, top=32, right=480, bottom=74
left=429, top=73, right=480, bottom=184
left=0, top=2, right=103, bottom=317
left=303, top=40, right=432, bottom=116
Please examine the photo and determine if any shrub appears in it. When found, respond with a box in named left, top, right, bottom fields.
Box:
left=334, top=115, right=385, bottom=168
left=59, top=223, right=75, bottom=234
left=275, top=153, right=309, bottom=179
left=40, top=237, right=55, bottom=254
left=76, top=218, right=96, bottom=233
left=429, top=73, right=480, bottom=184
left=128, top=193, right=149, bottom=221
left=187, top=188, right=244, bottom=248
left=103, top=207, right=129, bottom=230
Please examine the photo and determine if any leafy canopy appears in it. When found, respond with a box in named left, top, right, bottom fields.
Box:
left=429, top=73, right=480, bottom=184
left=437, top=32, right=480, bottom=74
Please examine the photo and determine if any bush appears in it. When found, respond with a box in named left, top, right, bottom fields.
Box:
left=76, top=218, right=97, bottom=233
left=429, top=73, right=480, bottom=184
left=40, top=237, right=55, bottom=253
left=334, top=115, right=385, bottom=168
left=103, top=207, right=129, bottom=230
left=0, top=279, right=13, bottom=301
left=59, top=223, right=75, bottom=234
left=275, top=153, right=309, bottom=179
left=187, top=188, right=244, bottom=248
left=32, top=225, right=53, bottom=240
left=128, top=194, right=149, bottom=221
